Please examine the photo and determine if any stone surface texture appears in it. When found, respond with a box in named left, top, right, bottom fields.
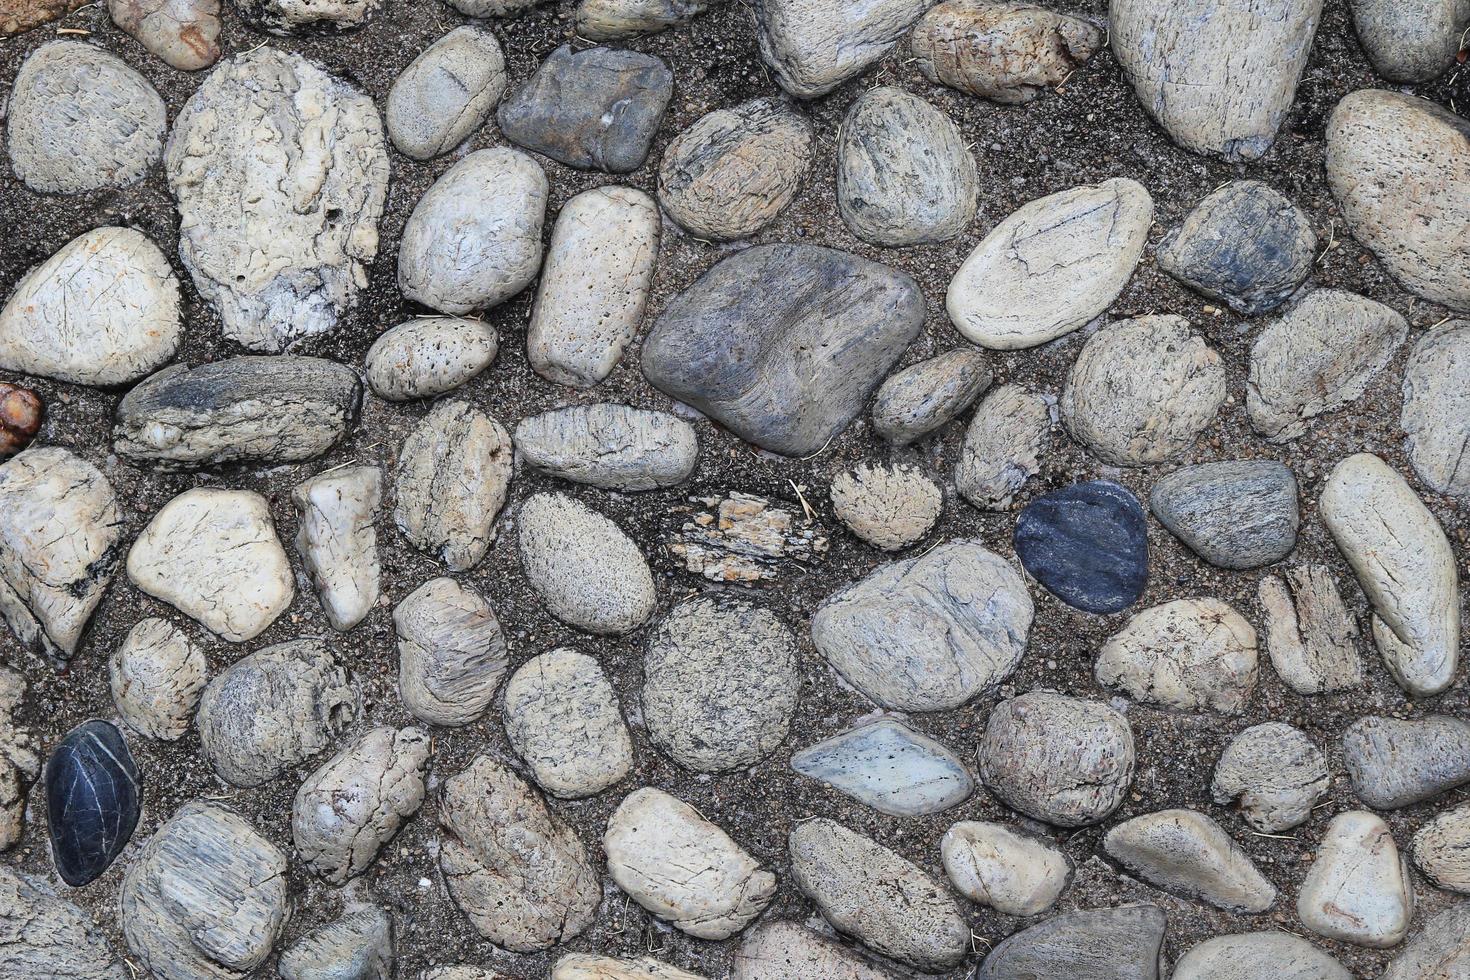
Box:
left=909, top=1, right=1104, bottom=103
left=517, top=492, right=656, bottom=635
left=828, top=462, right=943, bottom=551
left=941, top=820, right=1071, bottom=916
left=393, top=577, right=508, bottom=727
left=1102, top=809, right=1277, bottom=912
left=0, top=865, right=127, bottom=979
left=1402, top=320, right=1470, bottom=497
left=871, top=348, right=992, bottom=447
left=502, top=648, right=633, bottom=799
left=755, top=0, right=931, bottom=97
left=1149, top=461, right=1299, bottom=570
left=1210, top=722, right=1329, bottom=832
left=1258, top=564, right=1363, bottom=694
left=364, top=318, right=498, bottom=402
left=1094, top=598, right=1259, bottom=714
left=109, top=617, right=207, bottom=741
left=515, top=405, right=697, bottom=491
left=292, top=464, right=381, bottom=631
left=1296, top=810, right=1414, bottom=948
left=109, top=0, right=221, bottom=70
left=386, top=26, right=506, bottom=160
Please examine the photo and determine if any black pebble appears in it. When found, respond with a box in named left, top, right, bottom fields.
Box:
left=45, top=719, right=140, bottom=887
left=1014, top=480, right=1149, bottom=615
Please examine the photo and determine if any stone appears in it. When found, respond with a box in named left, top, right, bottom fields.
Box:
left=1258, top=565, right=1362, bottom=694
left=1343, top=715, right=1470, bottom=809
left=1102, top=809, right=1276, bottom=913
left=1403, top=321, right=1470, bottom=496
left=1247, top=290, right=1408, bottom=442
left=828, top=463, right=942, bottom=551
left=1157, top=181, right=1316, bottom=316
left=498, top=45, right=673, bottom=172
left=940, top=821, right=1070, bottom=916
left=386, top=27, right=506, bottom=160
left=109, top=0, right=220, bottom=71
left=792, top=718, right=972, bottom=817
left=872, top=349, right=992, bottom=446
left=1349, top=0, right=1470, bottom=82
left=0, top=382, right=42, bottom=458
left=978, top=906, right=1166, bottom=980
left=731, top=922, right=894, bottom=979
left=517, top=492, right=656, bottom=635
left=666, top=492, right=828, bottom=582
left=1, top=0, right=86, bottom=33
left=278, top=906, right=393, bottom=980
left=423, top=969, right=506, bottom=980
left=109, top=618, right=207, bottom=741
left=397, top=147, right=547, bottom=315
left=120, top=801, right=288, bottom=979
left=394, top=400, right=512, bottom=572
left=293, top=465, right=381, bottom=632
left=234, top=0, right=379, bottom=31
left=1171, top=933, right=1352, bottom=980
left=575, top=0, right=707, bottom=38
left=44, top=721, right=139, bottom=887
left=755, top=0, right=931, bottom=97
left=1149, top=461, right=1299, bottom=570
left=293, top=726, right=431, bottom=883
left=0, top=447, right=123, bottom=660
left=978, top=691, right=1135, bottom=827
left=1383, top=903, right=1470, bottom=980
left=1413, top=806, right=1470, bottom=892
left=114, top=356, right=362, bottom=470
left=526, top=187, right=661, bottom=388
left=0, top=669, right=39, bottom=851
left=909, top=1, right=1104, bottom=103
left=811, top=541, right=1033, bottom=712
left=1095, top=598, right=1259, bottom=714
left=364, top=318, right=498, bottom=402
left=643, top=244, right=922, bottom=456
left=1211, top=723, right=1329, bottom=833
left=0, top=227, right=180, bottom=386
left=1321, top=453, right=1459, bottom=697
left=957, top=384, right=1049, bottom=510
left=947, top=179, right=1153, bottom=350
left=1111, top=0, right=1324, bottom=162
left=393, top=578, right=507, bottom=727
left=788, top=818, right=968, bottom=971
left=502, top=648, right=633, bottom=799
left=1061, top=315, right=1226, bottom=465
left=0, top=865, right=127, bottom=978
left=1297, top=810, right=1413, bottom=948
left=167, top=47, right=388, bottom=352
left=836, top=86, right=977, bottom=247
left=555, top=955, right=705, bottom=979
left=515, top=405, right=697, bottom=492
left=440, top=756, right=600, bottom=952
left=196, top=639, right=358, bottom=787
left=657, top=98, right=814, bottom=242
left=442, top=0, right=543, bottom=15
left=1013, top=480, right=1148, bottom=615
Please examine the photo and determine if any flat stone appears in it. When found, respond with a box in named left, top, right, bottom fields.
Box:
left=978, top=906, right=1166, bottom=980
left=109, top=0, right=220, bottom=71
left=957, top=384, right=1049, bottom=510
left=1412, top=805, right=1470, bottom=892
left=109, top=618, right=207, bottom=741
left=941, top=820, right=1070, bottom=916
left=1095, top=598, right=1259, bottom=714
left=642, top=244, right=922, bottom=457
left=517, top=492, right=656, bottom=635
left=498, top=45, right=672, bottom=172
left=278, top=906, right=393, bottom=980
left=1013, top=480, right=1148, bottom=615
left=1343, top=715, right=1470, bottom=809
left=45, top=720, right=139, bottom=887
left=364, top=318, right=498, bottom=402
left=575, top=0, right=708, bottom=39
left=502, top=648, right=633, bottom=799
left=1297, top=810, right=1414, bottom=948
left=605, top=787, right=776, bottom=940
left=792, top=718, right=972, bottom=817
left=1258, top=564, right=1363, bottom=694
left=0, top=865, right=127, bottom=978
left=871, top=348, right=992, bottom=446
left=1402, top=320, right=1470, bottom=496
left=909, top=1, right=1104, bottom=103
left=515, top=404, right=697, bottom=492
left=166, top=47, right=388, bottom=352
left=811, top=540, right=1033, bottom=712
left=1383, top=903, right=1470, bottom=980
left=386, top=27, right=506, bottom=160
left=393, top=577, right=508, bottom=727
left=666, top=491, right=828, bottom=582
left=0, top=669, right=39, bottom=851
left=1150, top=461, right=1299, bottom=570
left=947, top=179, right=1153, bottom=350
left=1211, top=723, right=1329, bottom=833
left=555, top=954, right=706, bottom=979
left=1349, top=0, right=1470, bottom=81
left=731, top=922, right=895, bottom=979
left=1103, top=809, right=1276, bottom=913
left=829, top=463, right=942, bottom=551
left=234, top=0, right=379, bottom=31
left=755, top=0, right=930, bottom=97
left=1172, top=932, right=1352, bottom=980
left=293, top=465, right=381, bottom=632
left=1321, top=453, right=1459, bottom=696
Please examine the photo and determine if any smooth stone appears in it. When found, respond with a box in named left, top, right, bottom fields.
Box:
left=829, top=463, right=941, bottom=551
left=605, top=787, right=776, bottom=940
left=109, top=0, right=220, bottom=70
left=811, top=540, right=1033, bottom=712
left=836, top=86, right=977, bottom=246
left=44, top=721, right=139, bottom=887
left=576, top=0, right=708, bottom=39
left=755, top=0, right=931, bottom=97
left=0, top=669, right=39, bottom=851
left=1211, top=723, right=1329, bottom=833
left=234, top=0, right=379, bottom=31
left=1172, top=932, right=1352, bottom=980
left=555, top=955, right=706, bottom=980
left=1258, top=564, right=1363, bottom=693
left=1413, top=806, right=1470, bottom=892
left=0, top=382, right=42, bottom=458
left=956, top=384, right=1049, bottom=510
left=1297, top=810, right=1414, bottom=948
left=515, top=405, right=696, bottom=491
left=1402, top=321, right=1470, bottom=496
left=666, top=490, right=829, bottom=582
left=1247, top=289, right=1407, bottom=443
left=642, top=243, right=923, bottom=457
left=1061, top=315, right=1226, bottom=465
left=364, top=318, right=498, bottom=402
left=109, top=618, right=207, bottom=741
left=1349, top=0, right=1470, bottom=81
left=871, top=348, right=992, bottom=446
left=0, top=865, right=127, bottom=978
left=1343, top=715, right=1470, bottom=809
left=978, top=691, right=1135, bottom=827
left=439, top=756, right=599, bottom=952
left=196, top=639, right=359, bottom=787
left=1013, top=480, right=1147, bottom=615
left=502, top=648, right=633, bottom=799
left=909, top=1, right=1104, bottom=103
left=1321, top=453, right=1459, bottom=696
left=657, top=97, right=814, bottom=241
left=526, top=186, right=661, bottom=388
left=397, top=147, right=547, bottom=315
left=292, top=465, right=381, bottom=632
left=498, top=45, right=672, bottom=172
left=1149, top=460, right=1299, bottom=570
left=978, top=906, right=1166, bottom=980
left=386, top=27, right=506, bottom=160
left=731, top=921, right=895, bottom=979
left=792, top=718, right=972, bottom=817
left=278, top=906, right=393, bottom=980
left=166, top=47, right=388, bottom=352
left=941, top=821, right=1070, bottom=917
left=393, top=577, right=508, bottom=727
left=1103, top=809, right=1276, bottom=913
left=1383, top=903, right=1470, bottom=980
left=1095, top=598, right=1259, bottom=714
left=114, top=356, right=362, bottom=470
left=947, top=179, right=1153, bottom=350
left=394, top=400, right=512, bottom=572
left=0, top=227, right=180, bottom=386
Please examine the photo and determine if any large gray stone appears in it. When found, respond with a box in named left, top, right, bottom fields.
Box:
left=909, top=2, right=1103, bottom=103
left=755, top=0, right=931, bottom=97
left=1149, top=461, right=1298, bottom=569
left=386, top=27, right=506, bottom=160
left=1402, top=320, right=1470, bottom=497
left=1349, top=0, right=1470, bottom=82
left=514, top=405, right=697, bottom=491
left=0, top=864, right=127, bottom=978
left=393, top=578, right=507, bottom=727
left=1383, top=903, right=1470, bottom=980
left=517, top=493, right=656, bottom=635
left=1343, top=715, right=1470, bottom=809
left=979, top=906, right=1166, bottom=980
left=871, top=348, right=992, bottom=446
left=1102, top=809, right=1276, bottom=913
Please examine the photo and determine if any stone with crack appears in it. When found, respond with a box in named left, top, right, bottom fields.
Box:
left=386, top=28, right=506, bottom=160
left=1210, top=723, right=1329, bottom=833
left=293, top=465, right=381, bottom=632
left=0, top=668, right=39, bottom=851
left=502, top=648, right=633, bottom=799
left=574, top=0, right=707, bottom=39
left=1094, top=598, right=1259, bottom=715
left=666, top=492, right=828, bottom=582
left=755, top=0, right=931, bottom=97
left=872, top=348, right=992, bottom=447
left=1102, top=809, right=1277, bottom=913
left=554, top=955, right=706, bottom=979
left=941, top=821, right=1071, bottom=916
left=731, top=921, right=896, bottom=979
left=44, top=720, right=139, bottom=887
left=1166, top=932, right=1351, bottom=980
left=1342, top=715, right=1470, bottom=809
left=1402, top=320, right=1470, bottom=497
left=1297, top=810, right=1413, bottom=948
left=1149, top=460, right=1299, bottom=570
left=1411, top=805, right=1470, bottom=893
left=828, top=462, right=942, bottom=551
left=1257, top=564, right=1362, bottom=694
left=978, top=905, right=1166, bottom=979
left=956, top=384, right=1049, bottom=510
left=393, top=577, right=507, bottom=727
left=109, top=0, right=220, bottom=70
left=1382, top=903, right=1470, bottom=980
left=109, top=618, right=207, bottom=741
left=365, top=318, right=498, bottom=402
left=792, top=718, right=972, bottom=817
left=278, top=905, right=393, bottom=980
left=517, top=492, right=656, bottom=635
left=515, top=405, right=697, bottom=492
left=1348, top=0, right=1470, bottom=82
left=0, top=864, right=127, bottom=978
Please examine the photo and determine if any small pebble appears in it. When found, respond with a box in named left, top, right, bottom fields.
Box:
left=364, top=318, right=498, bottom=402
left=871, top=348, right=992, bottom=446
left=0, top=382, right=42, bottom=458
left=828, top=462, right=942, bottom=551
left=792, top=718, right=972, bottom=817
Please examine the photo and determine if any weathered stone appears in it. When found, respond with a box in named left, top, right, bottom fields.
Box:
left=278, top=906, right=393, bottom=980
left=978, top=906, right=1166, bottom=980
left=0, top=382, right=42, bottom=459
left=109, top=0, right=220, bottom=71
left=110, top=618, right=207, bottom=741
left=1412, top=806, right=1470, bottom=893
left=941, top=821, right=1070, bottom=916
left=1013, top=480, right=1148, bottom=615
left=365, top=318, right=497, bottom=403
left=575, top=0, right=707, bottom=38
left=755, top=0, right=931, bottom=97
left=0, top=669, right=38, bottom=851
left=293, top=465, right=381, bottom=632
left=386, top=27, right=506, bottom=160
left=1297, top=810, right=1414, bottom=948
left=44, top=720, right=139, bottom=887
left=1172, top=933, right=1352, bottom=980
left=1343, top=715, right=1470, bottom=809
left=1149, top=461, right=1299, bottom=570
left=1349, top=0, right=1470, bottom=81
left=1258, top=564, right=1362, bottom=694
left=515, top=405, right=697, bottom=492
left=909, top=1, right=1104, bottom=103
left=731, top=921, right=894, bottom=980
left=1211, top=723, right=1329, bottom=832
left=829, top=463, right=941, bottom=551
left=423, top=969, right=506, bottom=980
left=666, top=491, right=828, bottom=582
left=1403, top=320, right=1470, bottom=497
left=442, top=0, right=543, bottom=15
left=1103, top=809, right=1276, bottom=912
left=555, top=954, right=706, bottom=980
left=503, top=648, right=633, bottom=799
left=956, top=384, right=1048, bottom=511
left=1, top=0, right=87, bottom=34
left=393, top=577, right=507, bottom=728
left=234, top=0, right=379, bottom=32
left=792, top=718, right=972, bottom=817
left=871, top=348, right=992, bottom=446
left=1095, top=598, right=1259, bottom=714
left=0, top=865, right=127, bottom=978
left=1383, top=903, right=1470, bottom=980
left=517, top=492, right=656, bottom=635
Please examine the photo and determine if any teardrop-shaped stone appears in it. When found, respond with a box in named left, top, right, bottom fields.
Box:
left=45, top=720, right=140, bottom=886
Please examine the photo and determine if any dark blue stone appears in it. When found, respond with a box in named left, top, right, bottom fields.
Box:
left=45, top=719, right=140, bottom=886
left=1014, top=480, right=1148, bottom=615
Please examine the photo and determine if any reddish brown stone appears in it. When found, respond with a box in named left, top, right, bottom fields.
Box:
left=0, top=0, right=87, bottom=35
left=0, top=384, right=42, bottom=458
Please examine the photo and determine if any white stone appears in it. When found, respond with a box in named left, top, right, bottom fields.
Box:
left=502, top=648, right=633, bottom=799
left=292, top=465, right=381, bottom=631
left=1258, top=564, right=1363, bottom=694
left=956, top=384, right=1049, bottom=510
left=394, top=577, right=507, bottom=727
left=386, top=27, right=507, bottom=160
left=1172, top=933, right=1352, bottom=980
left=828, top=462, right=942, bottom=551
left=755, top=0, right=932, bottom=97
left=1297, top=810, right=1414, bottom=948
left=940, top=821, right=1070, bottom=916
left=364, top=318, right=498, bottom=402
left=554, top=955, right=705, bottom=980
left=732, top=922, right=894, bottom=979
left=1095, top=598, right=1258, bottom=714
left=513, top=404, right=697, bottom=491
left=1103, top=809, right=1276, bottom=912
left=792, top=718, right=972, bottom=817
left=1402, top=320, right=1470, bottom=496
left=1210, top=723, right=1329, bottom=833
left=109, top=618, right=207, bottom=741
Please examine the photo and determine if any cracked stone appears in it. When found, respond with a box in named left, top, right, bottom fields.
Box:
left=1210, top=723, right=1329, bottom=833
left=1103, top=809, right=1277, bottom=913
left=941, top=820, right=1071, bottom=917
left=575, top=0, right=708, bottom=38
left=1402, top=320, right=1470, bottom=497
left=44, top=720, right=139, bottom=887
left=1095, top=598, right=1259, bottom=715
left=394, top=577, right=508, bottom=728
left=828, top=462, right=942, bottom=551
left=731, top=921, right=896, bottom=979
left=109, top=0, right=220, bottom=70
left=1171, top=932, right=1352, bottom=980
left=1297, top=810, right=1414, bottom=948
left=792, top=717, right=971, bottom=817
left=503, top=648, right=633, bottom=799
left=1412, top=805, right=1470, bottom=893
left=755, top=0, right=930, bottom=97
left=978, top=905, right=1166, bottom=980
left=1149, top=460, right=1299, bottom=570
left=0, top=864, right=127, bottom=978
left=365, top=318, right=498, bottom=402
left=872, top=348, right=992, bottom=446
left=293, top=465, right=381, bottom=632
left=1258, top=564, right=1362, bottom=694
left=1013, top=479, right=1148, bottom=615
left=109, top=618, right=207, bottom=741
left=554, top=954, right=706, bottom=979
left=1383, top=903, right=1470, bottom=980
left=1349, top=0, right=1470, bottom=81
left=278, top=906, right=393, bottom=980
left=0, top=382, right=42, bottom=458
left=517, top=492, right=656, bottom=635
left=0, top=668, right=39, bottom=851
left=957, top=384, right=1049, bottom=510
left=387, top=27, right=506, bottom=159
left=1343, top=715, right=1470, bottom=809
left=515, top=404, right=697, bottom=492
left=666, top=491, right=828, bottom=582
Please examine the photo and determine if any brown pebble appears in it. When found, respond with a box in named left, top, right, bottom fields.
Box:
left=0, top=383, right=42, bottom=457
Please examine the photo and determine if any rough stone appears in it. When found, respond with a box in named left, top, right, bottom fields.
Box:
left=1149, top=461, right=1299, bottom=570
left=755, top=0, right=931, bottom=97
left=442, top=0, right=543, bottom=15
left=0, top=669, right=39, bottom=851
left=1095, top=598, right=1259, bottom=714
left=234, top=0, right=379, bottom=32
left=517, top=492, right=656, bottom=635
left=909, top=1, right=1104, bottom=103
left=1297, top=810, right=1414, bottom=948
left=1382, top=903, right=1470, bottom=980
left=278, top=906, right=393, bottom=980
left=871, top=348, right=992, bottom=446
left=1349, top=0, right=1470, bottom=81
left=978, top=906, right=1166, bottom=980
left=0, top=865, right=127, bottom=978
left=828, top=463, right=942, bottom=551
left=791, top=718, right=973, bottom=817
left=1013, top=480, right=1148, bottom=615
left=575, top=0, right=707, bottom=39
left=44, top=720, right=139, bottom=887
left=666, top=491, right=828, bottom=582
left=1258, top=564, right=1362, bottom=694
left=515, top=405, right=697, bottom=492
left=386, top=27, right=506, bottom=160
left=1102, top=809, right=1276, bottom=912
left=364, top=318, right=498, bottom=402
left=1413, top=806, right=1470, bottom=893
left=502, top=648, right=633, bottom=799
left=293, top=465, right=381, bottom=632
left=555, top=954, right=705, bottom=979
left=1, top=0, right=86, bottom=33
left=1402, top=320, right=1470, bottom=497
left=1211, top=723, right=1329, bottom=833
left=940, top=821, right=1071, bottom=916
left=1172, top=932, right=1352, bottom=980
left=393, top=577, right=508, bottom=728
left=956, top=384, right=1049, bottom=510
left=109, top=618, right=207, bottom=741
left=1343, top=715, right=1470, bottom=810
left=731, top=921, right=894, bottom=979
left=109, top=0, right=220, bottom=71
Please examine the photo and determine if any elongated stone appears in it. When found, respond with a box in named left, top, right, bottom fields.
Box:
left=979, top=906, right=1166, bottom=980
left=1103, top=809, right=1276, bottom=912
left=1172, top=933, right=1351, bottom=980
left=45, top=721, right=139, bottom=887
left=278, top=906, right=393, bottom=980
left=1149, top=461, right=1299, bottom=569
left=1349, top=0, right=1470, bottom=81
left=394, top=578, right=507, bottom=727
left=666, top=491, right=828, bottom=582
left=1343, top=715, right=1470, bottom=809
left=502, top=648, right=633, bottom=799
left=755, top=0, right=931, bottom=97
left=386, top=27, right=506, bottom=160
left=0, top=865, right=127, bottom=978
left=1297, top=810, right=1414, bottom=948
left=732, top=922, right=894, bottom=979
left=293, top=465, right=381, bottom=632
left=1095, top=598, right=1259, bottom=714
left=1258, top=564, right=1362, bottom=694
left=515, top=405, right=697, bottom=491
left=957, top=384, right=1048, bottom=510
left=1013, top=480, right=1148, bottom=615
left=1402, top=320, right=1470, bottom=497
left=909, top=1, right=1103, bottom=103
left=109, top=0, right=221, bottom=71
left=0, top=669, right=39, bottom=851
left=109, top=618, right=207, bottom=741
left=1211, top=723, right=1329, bottom=832
left=941, top=821, right=1071, bottom=917
left=233, top=0, right=380, bottom=31
left=517, top=493, right=656, bottom=635
left=555, top=955, right=705, bottom=980
left=575, top=0, right=707, bottom=39
left=363, top=318, right=498, bottom=402
left=871, top=348, right=992, bottom=446
left=792, top=718, right=972, bottom=817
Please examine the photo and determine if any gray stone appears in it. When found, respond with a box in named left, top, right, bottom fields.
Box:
left=1297, top=810, right=1414, bottom=948
left=1102, top=809, right=1277, bottom=912
left=386, top=27, right=506, bottom=160
left=278, top=907, right=393, bottom=980
left=234, top=0, right=379, bottom=32
left=1383, top=903, right=1470, bottom=980
left=956, top=384, right=1049, bottom=510
left=1149, top=461, right=1299, bottom=570
left=109, top=618, right=207, bottom=742
left=423, top=969, right=507, bottom=980
left=365, top=318, right=497, bottom=402
left=828, top=463, right=941, bottom=551
left=0, top=865, right=127, bottom=978
left=1403, top=320, right=1470, bottom=497
left=755, top=0, right=931, bottom=97
left=393, top=578, right=507, bottom=728
left=909, top=1, right=1104, bottom=103
left=731, top=921, right=895, bottom=980
left=871, top=348, right=992, bottom=446
left=979, top=906, right=1166, bottom=980
left=1349, top=0, right=1470, bottom=82
left=1343, top=715, right=1470, bottom=810
left=940, top=821, right=1070, bottom=917
left=1211, top=723, right=1329, bottom=833
left=554, top=956, right=706, bottom=980
left=792, top=718, right=972, bottom=817
left=1258, top=564, right=1362, bottom=694
left=1171, top=933, right=1352, bottom=980
left=1413, top=806, right=1470, bottom=893
left=515, top=405, right=696, bottom=492
left=666, top=491, right=828, bottom=582
left=0, top=669, right=38, bottom=851
left=576, top=0, right=708, bottom=39
left=517, top=492, right=656, bottom=635
left=293, top=465, right=381, bottom=632
left=1095, top=598, right=1259, bottom=714
left=442, top=0, right=544, bottom=15
left=109, top=0, right=220, bottom=70
left=502, top=648, right=633, bottom=799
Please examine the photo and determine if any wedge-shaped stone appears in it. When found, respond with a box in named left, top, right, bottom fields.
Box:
left=978, top=906, right=1166, bottom=980
left=1258, top=564, right=1362, bottom=694
left=110, top=618, right=207, bottom=741
left=503, top=648, right=633, bottom=799
left=791, top=718, right=972, bottom=817
left=394, top=578, right=507, bottom=727
left=1297, top=810, right=1413, bottom=948
left=44, top=720, right=140, bottom=887
left=293, top=465, right=381, bottom=632
left=732, top=922, right=895, bottom=979
left=1148, top=460, right=1299, bottom=570
left=1343, top=715, right=1470, bottom=809
left=941, top=821, right=1071, bottom=917
left=1211, top=723, right=1329, bottom=833
left=1172, top=933, right=1351, bottom=980
left=1095, top=598, right=1259, bottom=715
left=0, top=864, right=127, bottom=979
left=514, top=405, right=696, bottom=491
left=1103, top=809, right=1276, bottom=912
left=957, top=384, right=1048, bottom=510
left=1402, top=321, right=1470, bottom=497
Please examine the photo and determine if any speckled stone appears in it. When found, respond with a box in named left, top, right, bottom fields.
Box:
left=1342, top=715, right=1470, bottom=809
left=0, top=668, right=39, bottom=852
left=364, top=318, right=498, bottom=402
left=502, top=648, right=633, bottom=799
left=517, top=492, right=656, bottom=635
left=1014, top=480, right=1148, bottom=615
left=1297, top=810, right=1413, bottom=948
left=1401, top=320, right=1470, bottom=497
left=828, top=462, right=942, bottom=551
left=1172, top=932, right=1351, bottom=980
left=1149, top=460, right=1299, bottom=570
left=1095, top=598, right=1259, bottom=714
left=791, top=718, right=972, bottom=817
left=1211, top=723, right=1330, bottom=832
left=44, top=720, right=139, bottom=887
left=871, top=348, right=992, bottom=446
left=1349, top=0, right=1470, bottom=82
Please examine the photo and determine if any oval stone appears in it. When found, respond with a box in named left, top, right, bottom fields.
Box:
left=394, top=577, right=508, bottom=728
left=386, top=27, right=507, bottom=160
left=1149, top=460, right=1299, bottom=570
left=365, top=318, right=498, bottom=402
left=941, top=821, right=1070, bottom=916
left=871, top=348, right=992, bottom=446
left=514, top=404, right=697, bottom=491
left=1095, top=598, right=1259, bottom=714
left=517, top=492, right=656, bottom=635
left=956, top=384, right=1049, bottom=510
left=1349, top=0, right=1470, bottom=81
left=910, top=2, right=1102, bottom=103
left=502, top=648, right=633, bottom=799
left=1402, top=320, right=1470, bottom=496
left=45, top=720, right=139, bottom=887
left=109, top=618, right=207, bottom=742
left=979, top=906, right=1166, bottom=979
left=1014, top=480, right=1148, bottom=615
left=1173, top=933, right=1351, bottom=980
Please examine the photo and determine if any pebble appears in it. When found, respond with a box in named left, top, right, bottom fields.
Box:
left=731, top=921, right=894, bottom=979
left=292, top=465, right=382, bottom=632
left=114, top=355, right=362, bottom=470
left=365, top=318, right=498, bottom=402
left=1383, top=903, right=1470, bottom=980
left=526, top=186, right=661, bottom=388
left=947, top=179, right=1153, bottom=350
left=657, top=97, right=814, bottom=241
left=386, top=27, right=506, bottom=160
left=0, top=227, right=180, bottom=386
left=789, top=818, right=968, bottom=971
left=792, top=718, right=972, bottom=817
left=555, top=955, right=706, bottom=979
left=811, top=540, right=1033, bottom=711
left=502, top=648, right=633, bottom=798
left=515, top=405, right=697, bottom=491
left=871, top=348, right=992, bottom=446
left=836, top=86, right=977, bottom=246
left=1210, top=723, right=1329, bottom=833
left=1321, top=453, right=1459, bottom=697
left=293, top=726, right=431, bottom=883
left=0, top=669, right=39, bottom=851
left=1343, top=715, right=1470, bottom=809
left=940, top=820, right=1071, bottom=916
left=1258, top=564, right=1362, bottom=694
left=1412, top=805, right=1470, bottom=892
left=1349, top=0, right=1470, bottom=81
left=0, top=865, right=127, bottom=978
left=1062, top=315, right=1226, bottom=465
left=1102, top=809, right=1276, bottom=913
left=0, top=382, right=42, bottom=457
left=394, top=400, right=512, bottom=572
left=44, top=720, right=140, bottom=887
left=978, top=691, right=1135, bottom=827
left=126, top=488, right=294, bottom=643
left=1402, top=320, right=1470, bottom=496
left=1095, top=598, right=1259, bottom=714
left=196, top=639, right=359, bottom=787
left=909, top=2, right=1103, bottom=103
left=1172, top=932, right=1352, bottom=980
left=109, top=618, right=207, bottom=741
left=278, top=906, right=393, bottom=980
left=1149, top=460, right=1299, bottom=570
left=956, top=384, right=1048, bottom=510
left=517, top=492, right=656, bottom=635
left=167, top=47, right=388, bottom=352
left=120, top=801, right=289, bottom=979
left=643, top=243, right=922, bottom=456
left=393, top=577, right=508, bottom=727
left=755, top=0, right=931, bottom=97
left=605, top=788, right=776, bottom=939
left=828, top=462, right=942, bottom=551
left=1296, top=810, right=1414, bottom=948
left=1013, top=480, right=1148, bottom=615
left=498, top=45, right=672, bottom=172
left=575, top=0, right=707, bottom=39
left=234, top=0, right=379, bottom=31
left=978, top=906, right=1166, bottom=980
left=439, top=756, right=600, bottom=951
left=109, top=0, right=220, bottom=70
left=667, top=491, right=829, bottom=582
